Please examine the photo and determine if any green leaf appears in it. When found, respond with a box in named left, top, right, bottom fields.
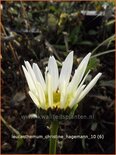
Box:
left=88, top=30, right=97, bottom=35
left=91, top=35, right=115, bottom=54
left=91, top=122, right=98, bottom=131
left=48, top=14, right=57, bottom=28
left=82, top=138, right=86, bottom=149
left=106, top=20, right=115, bottom=26
left=16, top=138, right=24, bottom=149
left=9, top=7, right=18, bottom=15
left=49, top=6, right=56, bottom=12
left=69, top=26, right=81, bottom=44
left=78, top=41, right=94, bottom=46
left=86, top=57, right=100, bottom=72
left=100, top=80, right=115, bottom=88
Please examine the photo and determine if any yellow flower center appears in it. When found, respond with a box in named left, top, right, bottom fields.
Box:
left=53, top=92, right=60, bottom=108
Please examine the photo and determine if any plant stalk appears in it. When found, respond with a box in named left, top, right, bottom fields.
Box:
left=49, top=121, right=59, bottom=154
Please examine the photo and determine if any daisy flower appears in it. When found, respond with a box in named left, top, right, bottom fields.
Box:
left=22, top=52, right=102, bottom=110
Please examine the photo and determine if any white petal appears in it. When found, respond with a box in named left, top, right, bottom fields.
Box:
left=78, top=70, right=90, bottom=89
left=59, top=51, right=73, bottom=90
left=68, top=53, right=91, bottom=93
left=60, top=81, right=67, bottom=109
left=77, top=73, right=102, bottom=103
left=29, top=91, right=40, bottom=108
left=36, top=81, right=46, bottom=109
left=33, top=63, right=46, bottom=91
left=69, top=85, right=86, bottom=108
left=22, top=65, right=36, bottom=93
left=48, top=56, right=59, bottom=91
left=24, top=61, right=37, bottom=86
left=46, top=73, right=53, bottom=108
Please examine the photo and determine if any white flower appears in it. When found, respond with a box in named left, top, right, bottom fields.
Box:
left=22, top=52, right=102, bottom=110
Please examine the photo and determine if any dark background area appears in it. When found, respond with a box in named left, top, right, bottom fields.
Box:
left=1, top=1, right=115, bottom=154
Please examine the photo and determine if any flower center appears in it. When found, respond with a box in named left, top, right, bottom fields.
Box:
left=53, top=92, right=60, bottom=108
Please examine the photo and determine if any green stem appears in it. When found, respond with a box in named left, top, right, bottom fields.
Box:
left=91, top=49, right=115, bottom=58
left=91, top=34, right=115, bottom=54
left=49, top=121, right=59, bottom=154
